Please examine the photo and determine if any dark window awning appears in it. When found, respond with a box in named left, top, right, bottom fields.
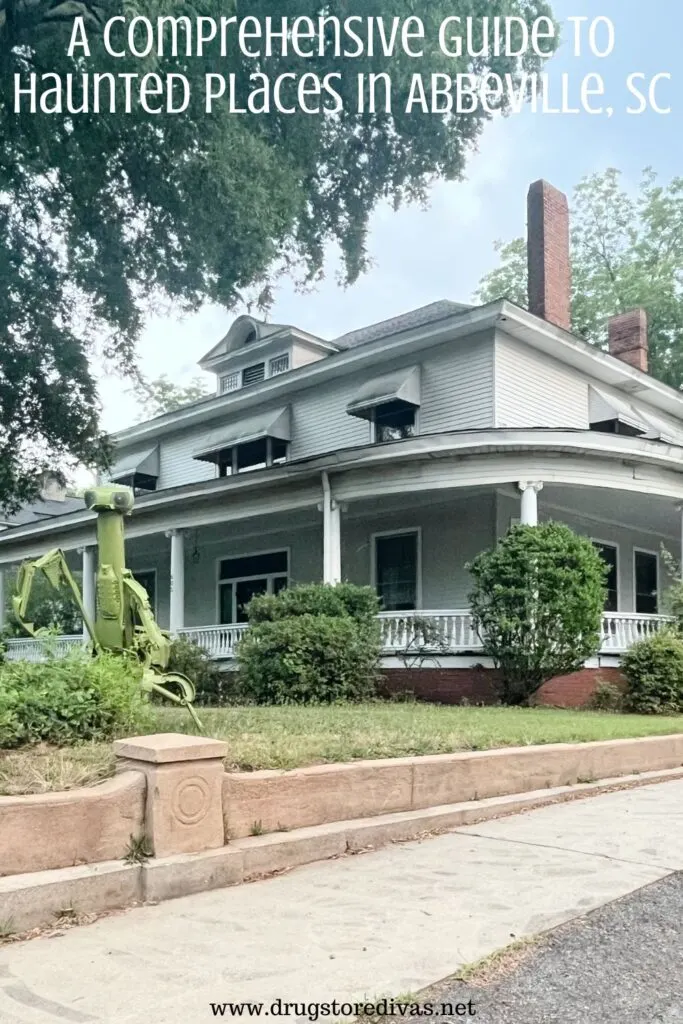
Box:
left=193, top=407, right=291, bottom=463
left=347, top=366, right=420, bottom=421
left=109, top=445, right=159, bottom=481
left=589, top=387, right=683, bottom=446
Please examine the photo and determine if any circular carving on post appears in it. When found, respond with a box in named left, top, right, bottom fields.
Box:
left=172, top=776, right=211, bottom=825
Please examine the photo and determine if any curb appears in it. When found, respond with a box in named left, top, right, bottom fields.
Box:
left=3, top=765, right=683, bottom=937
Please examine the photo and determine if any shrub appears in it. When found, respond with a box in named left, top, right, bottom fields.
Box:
left=0, top=651, right=151, bottom=748
left=238, top=583, right=382, bottom=705
left=468, top=522, right=606, bottom=705
left=167, top=637, right=242, bottom=706
left=621, top=629, right=683, bottom=714
left=589, top=681, right=624, bottom=712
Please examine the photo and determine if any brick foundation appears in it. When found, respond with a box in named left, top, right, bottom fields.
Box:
left=380, top=667, right=626, bottom=708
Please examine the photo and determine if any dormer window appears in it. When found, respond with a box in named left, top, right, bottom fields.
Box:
left=243, top=326, right=258, bottom=345
left=220, top=372, right=240, bottom=394
left=269, top=354, right=290, bottom=376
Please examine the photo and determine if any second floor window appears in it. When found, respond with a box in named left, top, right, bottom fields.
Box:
left=373, top=401, right=416, bottom=443
left=218, top=437, right=289, bottom=476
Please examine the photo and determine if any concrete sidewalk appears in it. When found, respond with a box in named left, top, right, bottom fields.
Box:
left=1, top=779, right=683, bottom=1024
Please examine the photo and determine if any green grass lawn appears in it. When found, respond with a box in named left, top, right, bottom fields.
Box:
left=1, top=702, right=682, bottom=796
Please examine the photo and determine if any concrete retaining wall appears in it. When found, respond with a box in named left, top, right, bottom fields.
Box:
left=222, top=734, right=683, bottom=838
left=3, top=735, right=683, bottom=878
left=0, top=771, right=145, bottom=876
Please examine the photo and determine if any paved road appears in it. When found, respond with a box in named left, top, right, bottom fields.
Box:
left=434, top=872, right=683, bottom=1023
left=1, top=779, right=682, bottom=1023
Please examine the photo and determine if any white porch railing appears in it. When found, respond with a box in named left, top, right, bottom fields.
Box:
left=176, top=624, right=248, bottom=659
left=599, top=612, right=673, bottom=653
left=378, top=610, right=481, bottom=653
left=2, top=611, right=674, bottom=662
left=3, top=634, right=84, bottom=662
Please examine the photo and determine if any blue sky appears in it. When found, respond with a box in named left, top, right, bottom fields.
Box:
left=99, top=0, right=682, bottom=431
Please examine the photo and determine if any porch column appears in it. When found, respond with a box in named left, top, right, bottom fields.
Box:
left=167, top=529, right=185, bottom=633
left=79, top=546, right=96, bottom=638
left=321, top=472, right=341, bottom=584
left=518, top=481, right=543, bottom=526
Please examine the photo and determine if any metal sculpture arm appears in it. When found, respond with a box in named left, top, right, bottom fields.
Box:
left=12, top=550, right=98, bottom=644
left=122, top=574, right=202, bottom=730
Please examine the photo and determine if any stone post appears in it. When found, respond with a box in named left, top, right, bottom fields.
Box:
left=113, top=733, right=228, bottom=858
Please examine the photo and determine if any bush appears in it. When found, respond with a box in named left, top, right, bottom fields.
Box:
left=621, top=629, right=683, bottom=714
left=237, top=583, right=382, bottom=705
left=468, top=522, right=606, bottom=705
left=0, top=651, right=151, bottom=748
left=589, top=681, right=624, bottom=712
left=167, top=637, right=242, bottom=706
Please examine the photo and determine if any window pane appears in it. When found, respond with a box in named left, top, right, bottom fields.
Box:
left=237, top=438, right=268, bottom=471
left=376, top=532, right=418, bottom=611
left=374, top=401, right=416, bottom=443
left=271, top=438, right=288, bottom=465
left=272, top=575, right=288, bottom=595
left=220, top=551, right=288, bottom=580
left=242, top=363, right=265, bottom=387
left=269, top=354, right=290, bottom=376
left=236, top=578, right=268, bottom=622
left=219, top=583, right=233, bottom=624
left=592, top=543, right=618, bottom=612
left=133, top=571, right=156, bottom=611
left=635, top=552, right=658, bottom=614
left=220, top=373, right=240, bottom=394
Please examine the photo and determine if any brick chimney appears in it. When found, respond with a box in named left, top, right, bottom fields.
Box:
left=608, top=309, right=648, bottom=373
left=527, top=180, right=572, bottom=331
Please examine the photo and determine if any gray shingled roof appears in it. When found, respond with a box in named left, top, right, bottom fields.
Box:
left=334, top=300, right=473, bottom=350
left=0, top=497, right=83, bottom=530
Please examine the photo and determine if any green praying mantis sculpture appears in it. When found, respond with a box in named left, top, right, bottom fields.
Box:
left=12, top=484, right=202, bottom=728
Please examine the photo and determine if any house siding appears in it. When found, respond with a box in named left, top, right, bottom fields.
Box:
left=158, top=428, right=217, bottom=490
left=419, top=330, right=494, bottom=433
left=494, top=331, right=589, bottom=428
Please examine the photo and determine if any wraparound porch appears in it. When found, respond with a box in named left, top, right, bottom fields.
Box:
left=2, top=434, right=683, bottom=670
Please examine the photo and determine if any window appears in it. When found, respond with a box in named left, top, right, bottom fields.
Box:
left=132, top=570, right=157, bottom=613
left=114, top=473, right=157, bottom=494
left=592, top=542, right=618, bottom=612
left=374, top=531, right=419, bottom=611
left=220, top=372, right=240, bottom=394
left=634, top=550, right=658, bottom=614
left=373, top=401, right=416, bottom=443
left=218, top=550, right=288, bottom=623
left=217, top=438, right=289, bottom=477
left=269, top=354, right=290, bottom=377
left=242, top=363, right=265, bottom=387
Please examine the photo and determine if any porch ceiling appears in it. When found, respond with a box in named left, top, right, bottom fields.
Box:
left=540, top=484, right=680, bottom=540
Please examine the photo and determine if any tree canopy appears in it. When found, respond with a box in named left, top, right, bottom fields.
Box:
left=477, top=168, right=683, bottom=390
left=1, top=0, right=555, bottom=510
left=133, top=374, right=211, bottom=421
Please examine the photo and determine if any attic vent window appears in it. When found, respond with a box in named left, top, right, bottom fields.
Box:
left=242, top=362, right=265, bottom=387
left=220, top=372, right=240, bottom=394
left=269, top=354, right=290, bottom=377
left=243, top=327, right=257, bottom=345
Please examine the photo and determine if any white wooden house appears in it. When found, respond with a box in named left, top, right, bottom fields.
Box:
left=2, top=181, right=680, bottom=689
